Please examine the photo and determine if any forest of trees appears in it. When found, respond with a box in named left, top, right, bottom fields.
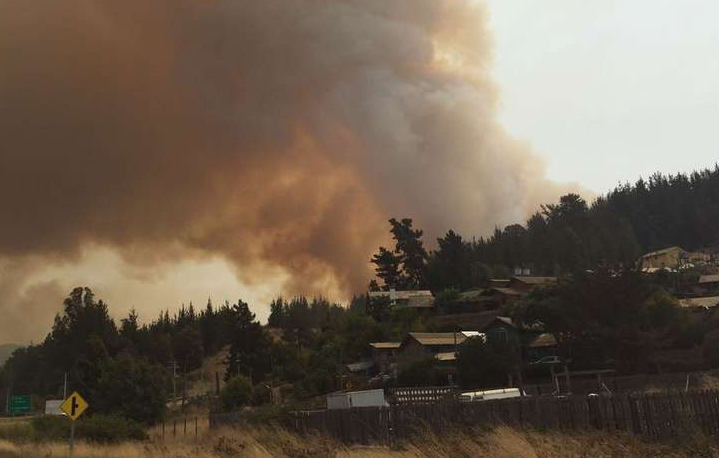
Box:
left=2, top=167, right=719, bottom=422
left=371, top=167, right=719, bottom=292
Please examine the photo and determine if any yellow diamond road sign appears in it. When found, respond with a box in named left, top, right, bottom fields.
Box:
left=60, top=391, right=89, bottom=421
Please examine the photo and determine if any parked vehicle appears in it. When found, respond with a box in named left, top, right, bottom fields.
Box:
left=327, top=389, right=389, bottom=410
left=459, top=387, right=522, bottom=402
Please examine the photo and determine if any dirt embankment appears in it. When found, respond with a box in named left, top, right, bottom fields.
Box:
left=1, top=425, right=718, bottom=458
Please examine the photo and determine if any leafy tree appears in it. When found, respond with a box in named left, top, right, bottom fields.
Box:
left=93, top=352, right=169, bottom=424
left=457, top=335, right=519, bottom=388
left=172, top=326, right=204, bottom=371
left=371, top=247, right=405, bottom=290
left=397, top=356, right=441, bottom=387
left=220, top=376, right=254, bottom=411
left=390, top=218, right=428, bottom=288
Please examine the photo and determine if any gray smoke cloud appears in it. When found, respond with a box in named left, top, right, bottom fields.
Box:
left=0, top=0, right=581, bottom=340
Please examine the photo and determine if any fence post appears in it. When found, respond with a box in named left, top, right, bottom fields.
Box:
left=173, top=419, right=177, bottom=437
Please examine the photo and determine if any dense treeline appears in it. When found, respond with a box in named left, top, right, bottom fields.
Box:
left=371, top=167, right=719, bottom=292
left=0, top=288, right=258, bottom=423
left=0, top=287, right=438, bottom=419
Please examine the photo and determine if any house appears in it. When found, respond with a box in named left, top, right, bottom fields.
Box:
left=641, top=246, right=711, bottom=270
left=698, top=275, right=719, bottom=295
left=451, top=289, right=491, bottom=313
left=400, top=332, right=468, bottom=357
left=525, top=333, right=559, bottom=362
left=368, top=290, right=434, bottom=309
left=483, top=316, right=558, bottom=361
left=489, top=279, right=511, bottom=288
left=506, top=277, right=556, bottom=293
left=369, top=341, right=401, bottom=373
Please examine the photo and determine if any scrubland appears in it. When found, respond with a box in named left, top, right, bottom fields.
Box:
left=1, top=424, right=718, bottom=458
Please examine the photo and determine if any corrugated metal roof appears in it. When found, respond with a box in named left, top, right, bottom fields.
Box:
left=699, top=275, right=719, bottom=284
left=527, top=333, right=558, bottom=348
left=370, top=342, right=401, bottom=349
left=407, top=332, right=467, bottom=346
left=679, top=297, right=719, bottom=309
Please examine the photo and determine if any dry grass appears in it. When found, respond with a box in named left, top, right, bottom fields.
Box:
left=0, top=424, right=718, bottom=458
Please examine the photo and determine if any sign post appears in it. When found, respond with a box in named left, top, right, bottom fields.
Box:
left=60, top=391, right=89, bottom=456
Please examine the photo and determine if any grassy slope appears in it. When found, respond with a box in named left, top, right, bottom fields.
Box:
left=0, top=344, right=20, bottom=367
left=1, top=425, right=717, bottom=458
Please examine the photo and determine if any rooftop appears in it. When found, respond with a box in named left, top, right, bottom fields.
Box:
left=678, top=296, right=719, bottom=309
left=406, top=332, right=468, bottom=346
left=699, top=275, right=719, bottom=284
left=527, top=333, right=558, bottom=348
left=642, top=246, right=684, bottom=258
left=369, top=342, right=401, bottom=350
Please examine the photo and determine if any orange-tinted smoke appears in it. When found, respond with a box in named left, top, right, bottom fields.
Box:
left=0, top=0, right=578, bottom=300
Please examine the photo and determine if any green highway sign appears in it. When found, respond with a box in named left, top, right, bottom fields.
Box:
left=10, top=395, right=31, bottom=415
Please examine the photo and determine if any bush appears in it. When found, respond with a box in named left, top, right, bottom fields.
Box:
left=397, top=356, right=441, bottom=387
left=220, top=376, right=253, bottom=411
left=30, top=414, right=147, bottom=443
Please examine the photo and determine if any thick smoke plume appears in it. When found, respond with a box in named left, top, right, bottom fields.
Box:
left=0, top=0, right=576, bottom=320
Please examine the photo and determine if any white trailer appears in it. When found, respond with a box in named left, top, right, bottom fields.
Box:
left=327, top=389, right=388, bottom=410
left=459, top=387, right=522, bottom=402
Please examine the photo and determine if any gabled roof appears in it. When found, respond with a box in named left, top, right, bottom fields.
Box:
left=368, top=290, right=434, bottom=308
left=457, top=289, right=487, bottom=301
left=485, top=316, right=545, bottom=332
left=642, top=246, right=685, bottom=258
left=368, top=290, right=433, bottom=300
left=699, top=275, right=719, bottom=284
left=405, top=332, right=467, bottom=347
left=490, top=287, right=523, bottom=296
left=370, top=342, right=401, bottom=350
left=679, top=297, right=719, bottom=309
left=527, top=333, right=558, bottom=348
left=510, top=276, right=557, bottom=285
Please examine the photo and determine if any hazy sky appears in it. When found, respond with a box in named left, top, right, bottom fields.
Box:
left=484, top=0, right=719, bottom=193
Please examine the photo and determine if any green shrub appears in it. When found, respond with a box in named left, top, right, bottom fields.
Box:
left=30, top=414, right=147, bottom=443
left=220, top=376, right=253, bottom=411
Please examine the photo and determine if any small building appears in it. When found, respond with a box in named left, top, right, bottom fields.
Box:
left=698, top=275, right=719, bottom=295
left=369, top=342, right=401, bottom=373
left=507, top=277, right=557, bottom=293
left=483, top=316, right=558, bottom=361
left=641, top=246, right=711, bottom=270
left=399, top=332, right=468, bottom=359
left=368, top=290, right=434, bottom=309
left=525, top=333, right=559, bottom=362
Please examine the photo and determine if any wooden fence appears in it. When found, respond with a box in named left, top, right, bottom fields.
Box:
left=289, top=390, right=719, bottom=444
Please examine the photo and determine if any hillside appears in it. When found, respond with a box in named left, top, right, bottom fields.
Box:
left=0, top=344, right=20, bottom=367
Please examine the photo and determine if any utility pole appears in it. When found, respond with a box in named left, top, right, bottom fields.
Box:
left=169, top=361, right=178, bottom=406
